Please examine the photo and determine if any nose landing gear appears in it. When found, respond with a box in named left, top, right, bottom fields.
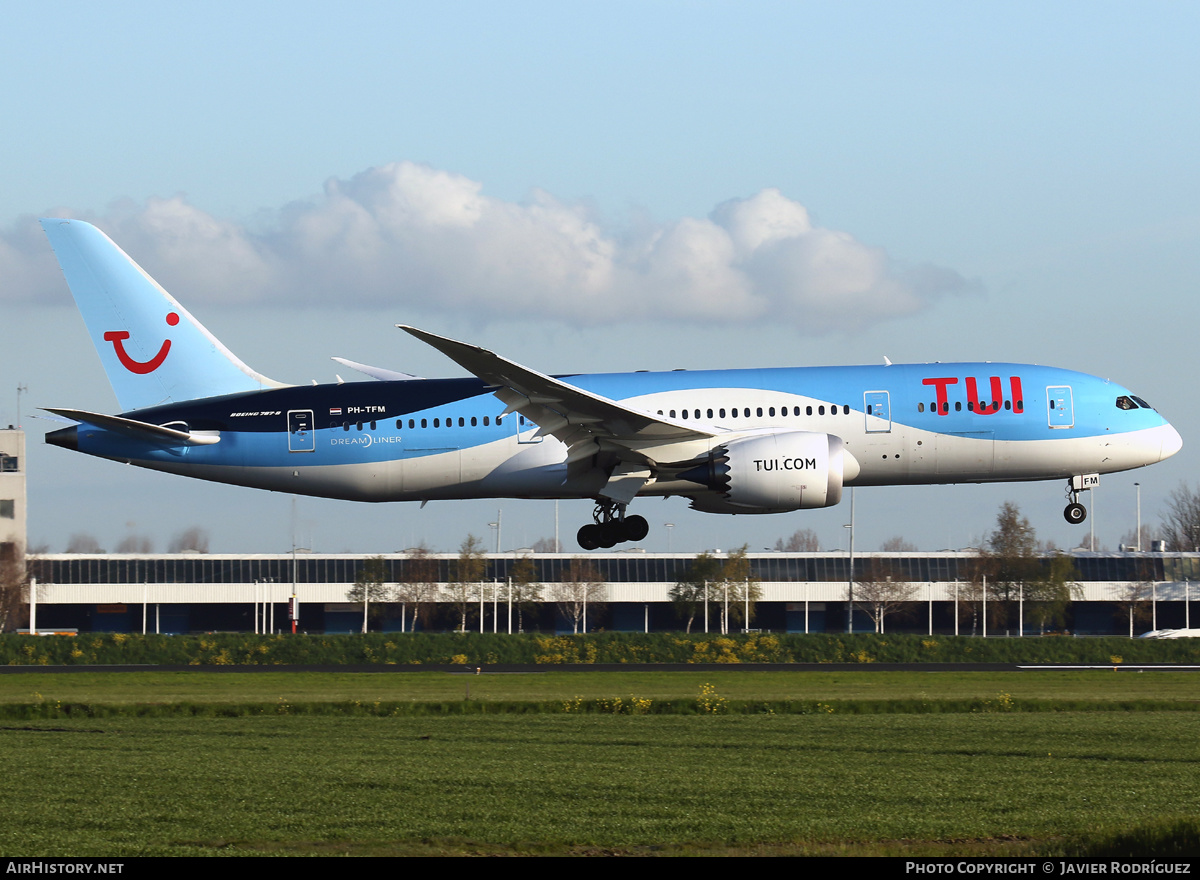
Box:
left=1063, top=474, right=1099, bottom=524
left=577, top=500, right=649, bottom=550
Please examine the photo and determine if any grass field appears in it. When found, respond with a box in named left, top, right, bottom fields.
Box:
left=3, top=667, right=1200, bottom=706
left=2, top=670, right=1199, bottom=856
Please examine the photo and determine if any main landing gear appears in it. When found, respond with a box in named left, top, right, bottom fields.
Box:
left=577, top=500, right=649, bottom=550
left=1063, top=475, right=1098, bottom=525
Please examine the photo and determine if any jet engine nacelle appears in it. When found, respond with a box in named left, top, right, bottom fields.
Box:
left=682, top=431, right=854, bottom=513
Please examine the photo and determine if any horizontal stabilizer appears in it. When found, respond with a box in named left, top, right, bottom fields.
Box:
left=44, top=408, right=220, bottom=446
left=331, top=357, right=424, bottom=382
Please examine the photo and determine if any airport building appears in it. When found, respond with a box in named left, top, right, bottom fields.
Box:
left=0, top=427, right=26, bottom=570
left=23, top=547, right=1200, bottom=636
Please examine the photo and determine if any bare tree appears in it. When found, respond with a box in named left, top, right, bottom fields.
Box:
left=347, top=556, right=390, bottom=631
left=977, top=502, right=1040, bottom=632
left=394, top=544, right=440, bottom=632
left=66, top=533, right=103, bottom=553
left=1119, top=525, right=1158, bottom=552
left=1029, top=553, right=1081, bottom=633
left=1114, top=562, right=1156, bottom=637
left=0, top=542, right=27, bottom=632
left=446, top=535, right=487, bottom=632
left=1160, top=483, right=1200, bottom=552
left=880, top=536, right=917, bottom=552
left=775, top=528, right=819, bottom=551
left=717, top=545, right=761, bottom=633
left=168, top=527, right=209, bottom=553
left=508, top=554, right=543, bottom=632
left=531, top=536, right=560, bottom=553
left=116, top=534, right=154, bottom=553
left=669, top=551, right=722, bottom=632
left=855, top=558, right=916, bottom=633
left=551, top=557, right=605, bottom=634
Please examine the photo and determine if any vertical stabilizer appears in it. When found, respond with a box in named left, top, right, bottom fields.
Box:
left=41, top=219, right=284, bottom=411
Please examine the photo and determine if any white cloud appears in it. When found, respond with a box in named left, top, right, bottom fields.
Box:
left=2, top=162, right=975, bottom=333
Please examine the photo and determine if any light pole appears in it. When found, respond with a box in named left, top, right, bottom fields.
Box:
left=1135, top=482, right=1142, bottom=552
left=665, top=523, right=674, bottom=553
left=844, top=488, right=855, bottom=633
left=488, top=514, right=501, bottom=553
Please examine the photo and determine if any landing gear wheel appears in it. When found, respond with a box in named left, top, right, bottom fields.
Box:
left=1064, top=502, right=1087, bottom=525
left=577, top=523, right=602, bottom=550
left=623, top=515, right=649, bottom=542
left=599, top=520, right=624, bottom=548
left=576, top=500, right=651, bottom=549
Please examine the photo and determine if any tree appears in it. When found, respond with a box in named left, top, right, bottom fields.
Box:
left=880, top=536, right=917, bottom=552
left=0, top=542, right=27, bottom=632
left=446, top=535, right=487, bottom=632
left=855, top=558, right=916, bottom=633
left=670, top=546, right=760, bottom=633
left=394, top=545, right=440, bottom=633
left=508, top=554, right=543, bottom=633
left=775, top=528, right=819, bottom=552
left=115, top=534, right=154, bottom=553
left=977, top=502, right=1040, bottom=632
left=1160, top=484, right=1200, bottom=552
left=669, top=551, right=723, bottom=632
left=717, top=545, right=761, bottom=633
left=347, top=556, right=390, bottom=631
left=550, top=557, right=605, bottom=634
left=168, top=527, right=209, bottom=553
left=1119, top=525, right=1157, bottom=552
left=1114, top=562, right=1156, bottom=637
left=1028, top=553, right=1081, bottom=633
left=66, top=533, right=103, bottom=553
left=531, top=536, right=560, bottom=553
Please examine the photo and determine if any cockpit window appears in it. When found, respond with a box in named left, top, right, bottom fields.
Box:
left=1116, top=396, right=1137, bottom=410
left=1131, top=395, right=1155, bottom=410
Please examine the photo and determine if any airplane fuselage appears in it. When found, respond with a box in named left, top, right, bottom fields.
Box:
left=49, top=361, right=1179, bottom=507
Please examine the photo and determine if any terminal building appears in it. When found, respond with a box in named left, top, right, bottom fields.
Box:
left=24, top=547, right=1200, bottom=636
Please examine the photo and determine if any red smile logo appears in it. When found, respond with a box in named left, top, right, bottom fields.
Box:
left=104, top=312, right=179, bottom=374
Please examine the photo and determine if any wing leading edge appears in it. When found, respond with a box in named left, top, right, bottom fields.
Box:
left=398, top=326, right=718, bottom=501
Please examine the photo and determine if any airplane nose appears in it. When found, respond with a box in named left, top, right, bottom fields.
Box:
left=1160, top=423, right=1183, bottom=461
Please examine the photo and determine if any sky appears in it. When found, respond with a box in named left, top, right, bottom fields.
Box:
left=2, top=1, right=1198, bottom=556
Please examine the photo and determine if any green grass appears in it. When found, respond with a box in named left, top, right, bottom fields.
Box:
left=3, top=671, right=1199, bottom=856
left=3, top=712, right=1199, bottom=856
left=2, top=668, right=1198, bottom=708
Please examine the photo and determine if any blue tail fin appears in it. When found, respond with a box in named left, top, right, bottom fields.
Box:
left=41, top=219, right=284, bottom=411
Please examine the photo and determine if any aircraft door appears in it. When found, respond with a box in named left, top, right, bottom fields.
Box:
left=864, top=391, right=891, bottom=433
left=1046, top=386, right=1074, bottom=429
left=287, top=410, right=315, bottom=452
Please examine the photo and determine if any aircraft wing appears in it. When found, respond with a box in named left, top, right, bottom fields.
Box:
left=398, top=326, right=715, bottom=477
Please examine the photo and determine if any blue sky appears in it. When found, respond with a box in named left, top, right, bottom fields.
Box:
left=2, top=1, right=1198, bottom=555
